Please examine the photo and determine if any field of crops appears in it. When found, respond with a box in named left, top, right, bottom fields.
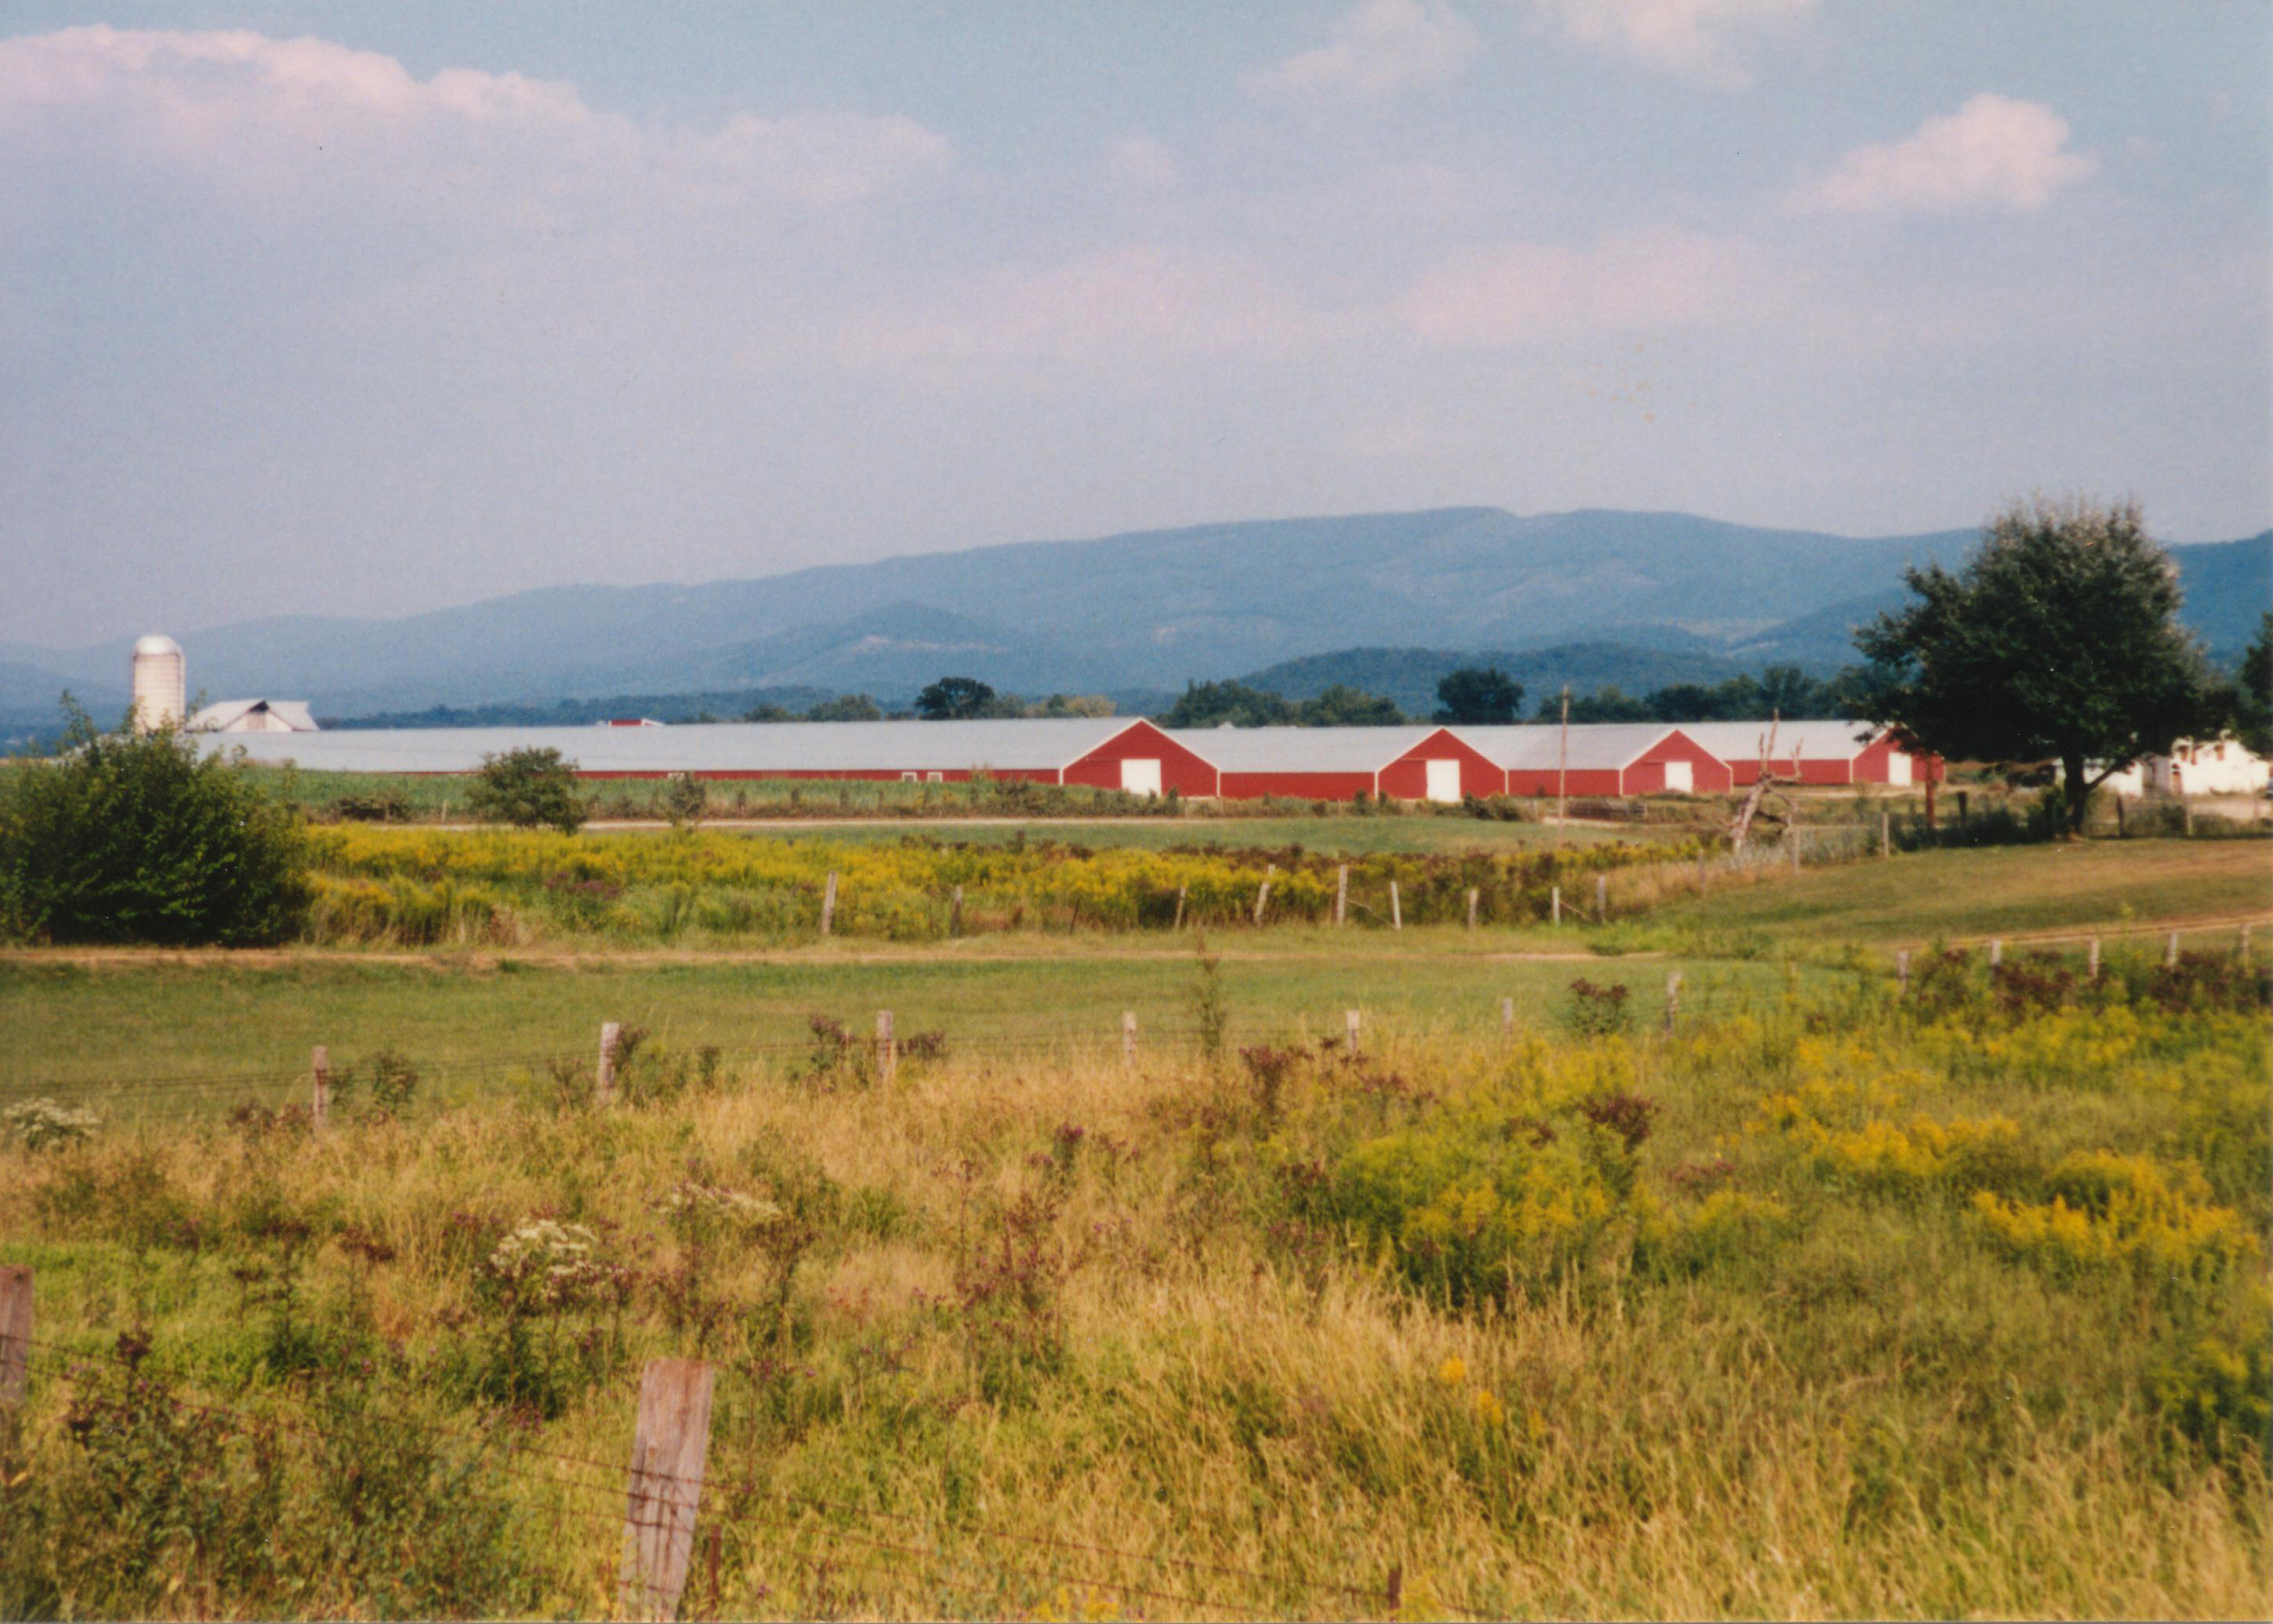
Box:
left=1, top=939, right=2264, bottom=1618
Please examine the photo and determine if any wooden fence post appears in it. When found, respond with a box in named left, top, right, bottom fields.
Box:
left=1122, top=1011, right=1137, bottom=1071
left=1345, top=1009, right=1361, bottom=1060
left=1253, top=865, right=1273, bottom=926
left=620, top=1358, right=716, bottom=1623
left=1894, top=950, right=1910, bottom=997
left=1466, top=888, right=1480, bottom=932
left=310, top=1045, right=331, bottom=1133
left=949, top=885, right=962, bottom=938
left=820, top=871, right=839, bottom=937
left=1550, top=885, right=1561, bottom=926
left=1389, top=881, right=1402, bottom=932
left=1880, top=813, right=1891, bottom=859
left=596, top=1021, right=621, bottom=1106
left=1335, top=865, right=1349, bottom=927
left=876, top=1011, right=897, bottom=1085
left=0, top=1264, right=30, bottom=1413
left=2087, top=937, right=2101, bottom=980
left=1173, top=884, right=1188, bottom=933
left=2240, top=923, right=2252, bottom=966
left=1663, top=972, right=1681, bottom=1035
left=1789, top=828, right=1802, bottom=872
left=2166, top=930, right=2180, bottom=969
left=1594, top=873, right=1607, bottom=923
left=1988, top=938, right=2003, bottom=969
left=1500, top=996, right=1514, bottom=1039
left=2184, top=800, right=2195, bottom=838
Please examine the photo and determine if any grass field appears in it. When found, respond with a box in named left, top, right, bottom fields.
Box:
left=1, top=836, right=2268, bottom=1619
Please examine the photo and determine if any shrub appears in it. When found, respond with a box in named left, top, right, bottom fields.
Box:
left=1558, top=978, right=1633, bottom=1039
left=5, top=1097, right=100, bottom=1151
left=0, top=705, right=310, bottom=944
left=466, top=748, right=585, bottom=833
left=662, top=772, right=708, bottom=828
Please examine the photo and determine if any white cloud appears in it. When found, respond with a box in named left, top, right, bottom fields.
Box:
left=1244, top=0, right=1480, bottom=100
left=839, top=245, right=1339, bottom=375
left=1395, top=227, right=1776, bottom=346
left=1524, top=0, right=1817, bottom=85
left=1789, top=93, right=2096, bottom=215
left=0, top=25, right=952, bottom=210
left=1103, top=134, right=1179, bottom=190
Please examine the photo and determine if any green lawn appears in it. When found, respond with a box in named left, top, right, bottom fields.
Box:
left=1656, top=836, right=2272, bottom=943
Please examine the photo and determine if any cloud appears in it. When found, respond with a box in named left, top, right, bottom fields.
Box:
left=1395, top=227, right=1776, bottom=346
left=1524, top=0, right=1817, bottom=85
left=1103, top=134, right=1179, bottom=190
left=839, top=245, right=1339, bottom=375
left=0, top=25, right=952, bottom=210
left=1244, top=0, right=1480, bottom=100
left=1789, top=93, right=2096, bottom=215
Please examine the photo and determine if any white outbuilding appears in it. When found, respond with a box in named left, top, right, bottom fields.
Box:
left=186, top=698, right=320, bottom=734
left=2088, top=735, right=2271, bottom=798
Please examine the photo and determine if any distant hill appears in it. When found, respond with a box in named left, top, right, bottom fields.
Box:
left=1231, top=643, right=1759, bottom=717
left=3, top=509, right=2262, bottom=730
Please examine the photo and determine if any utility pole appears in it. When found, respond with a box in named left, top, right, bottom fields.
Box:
left=1556, top=684, right=1571, bottom=850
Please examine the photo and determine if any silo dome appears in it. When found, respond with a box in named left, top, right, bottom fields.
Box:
left=130, top=633, right=186, bottom=734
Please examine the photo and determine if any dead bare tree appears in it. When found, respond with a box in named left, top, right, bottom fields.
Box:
left=1727, top=716, right=1807, bottom=853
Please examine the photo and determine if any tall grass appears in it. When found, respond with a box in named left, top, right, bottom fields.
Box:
left=2, top=958, right=2264, bottom=1618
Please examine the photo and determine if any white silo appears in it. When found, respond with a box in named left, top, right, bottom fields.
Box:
left=131, top=633, right=185, bottom=734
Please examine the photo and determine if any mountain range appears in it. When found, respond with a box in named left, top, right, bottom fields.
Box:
left=5, top=508, right=2264, bottom=734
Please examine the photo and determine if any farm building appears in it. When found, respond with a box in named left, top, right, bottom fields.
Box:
left=1164, top=726, right=1503, bottom=803
left=1457, top=723, right=1732, bottom=797
left=185, top=716, right=1217, bottom=796
left=2083, top=734, right=2271, bottom=798
left=1675, top=720, right=1934, bottom=786
left=186, top=698, right=319, bottom=734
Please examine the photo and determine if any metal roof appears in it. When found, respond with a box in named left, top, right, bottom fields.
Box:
left=1675, top=719, right=1883, bottom=762
left=187, top=716, right=1143, bottom=774
left=1163, top=726, right=1444, bottom=774
left=1452, top=723, right=1684, bottom=771
left=188, top=698, right=319, bottom=734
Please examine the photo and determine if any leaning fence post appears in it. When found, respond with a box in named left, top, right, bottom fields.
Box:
left=1500, top=996, right=1514, bottom=1039
left=1466, top=887, right=1480, bottom=932
left=1663, top=972, right=1682, bottom=1035
left=620, top=1357, right=716, bottom=1623
left=1253, top=865, right=1273, bottom=926
left=1335, top=865, right=1349, bottom=927
left=2087, top=937, right=2101, bottom=979
left=1173, top=884, right=1187, bottom=933
left=0, top=1264, right=30, bottom=1413
left=876, top=1011, right=897, bottom=1085
left=310, top=1045, right=331, bottom=1133
left=596, top=1021, right=621, bottom=1106
left=1550, top=885, right=1561, bottom=926
left=1122, top=1011, right=1137, bottom=1071
left=820, top=871, right=839, bottom=937
left=2241, top=923, right=2253, bottom=966
left=1894, top=950, right=1910, bottom=997
left=1988, top=938, right=2003, bottom=969
left=1389, top=881, right=1402, bottom=932
left=1345, top=1009, right=1361, bottom=1060
left=2165, top=930, right=2180, bottom=969
left=1594, top=873, right=1607, bottom=922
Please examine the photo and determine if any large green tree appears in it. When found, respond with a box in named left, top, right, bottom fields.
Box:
left=2234, top=611, right=2273, bottom=759
left=913, top=676, right=999, bottom=720
left=1433, top=666, right=1524, bottom=724
left=1854, top=496, right=2218, bottom=832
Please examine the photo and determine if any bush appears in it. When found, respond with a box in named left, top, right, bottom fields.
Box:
left=466, top=748, right=585, bottom=833
left=0, top=705, right=311, bottom=944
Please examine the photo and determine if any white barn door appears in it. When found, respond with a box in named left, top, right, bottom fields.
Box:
left=1424, top=759, right=1461, bottom=803
left=1120, top=758, right=1163, bottom=797
left=1662, top=759, right=1693, bottom=793
left=1886, top=753, right=1912, bottom=786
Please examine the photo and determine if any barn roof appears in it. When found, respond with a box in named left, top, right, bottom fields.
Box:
left=1162, top=726, right=1444, bottom=774
left=187, top=698, right=319, bottom=733
left=186, top=716, right=1144, bottom=774
left=1453, top=723, right=1686, bottom=771
left=1675, top=719, right=1882, bottom=762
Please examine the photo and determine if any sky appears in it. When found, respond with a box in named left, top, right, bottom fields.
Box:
left=3, top=0, right=2268, bottom=647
